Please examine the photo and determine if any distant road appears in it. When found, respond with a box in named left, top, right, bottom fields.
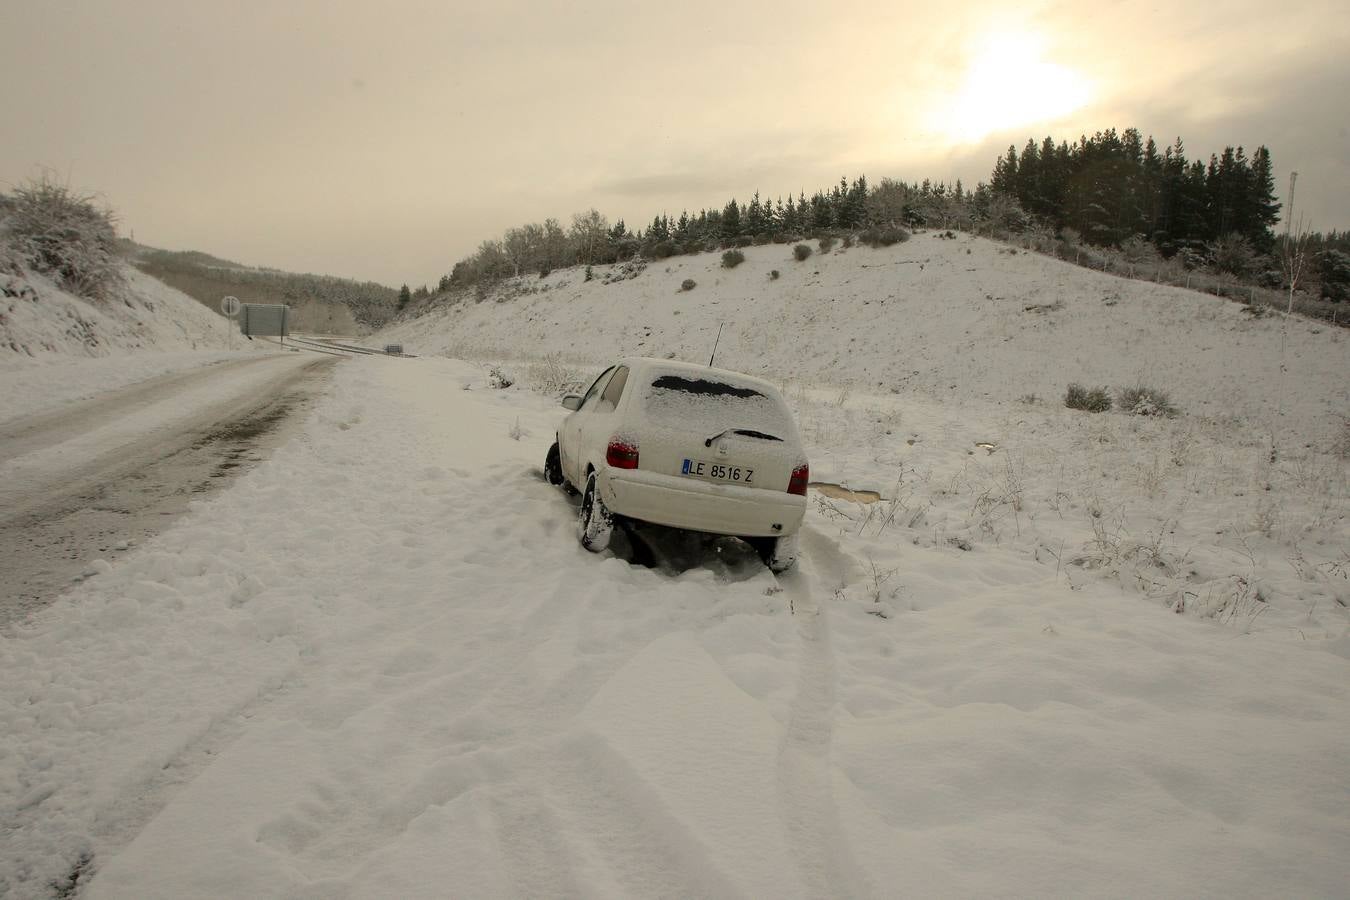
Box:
left=0, top=354, right=336, bottom=626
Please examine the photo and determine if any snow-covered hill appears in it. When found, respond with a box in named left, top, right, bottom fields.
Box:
left=380, top=232, right=1348, bottom=447
left=1, top=265, right=230, bottom=358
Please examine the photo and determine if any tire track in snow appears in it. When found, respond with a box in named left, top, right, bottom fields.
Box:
left=775, top=524, right=871, bottom=898
left=424, top=484, right=754, bottom=895
left=528, top=735, right=750, bottom=900
left=191, top=464, right=738, bottom=891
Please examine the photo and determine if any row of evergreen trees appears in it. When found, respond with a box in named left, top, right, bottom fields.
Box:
left=441, top=176, right=1006, bottom=288
left=433, top=126, right=1348, bottom=301
left=990, top=128, right=1281, bottom=253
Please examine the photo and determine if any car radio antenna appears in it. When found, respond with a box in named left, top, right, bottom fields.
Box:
left=708, top=322, right=724, bottom=367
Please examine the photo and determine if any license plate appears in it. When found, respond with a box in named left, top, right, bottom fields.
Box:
left=681, top=458, right=754, bottom=484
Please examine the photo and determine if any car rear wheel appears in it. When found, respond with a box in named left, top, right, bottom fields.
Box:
left=747, top=533, right=798, bottom=573
left=578, top=472, right=614, bottom=552
left=544, top=440, right=564, bottom=486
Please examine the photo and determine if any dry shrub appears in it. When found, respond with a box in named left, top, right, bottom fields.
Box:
left=861, top=226, right=910, bottom=247
left=1, top=173, right=123, bottom=299
left=526, top=354, right=585, bottom=396
left=1117, top=384, right=1179, bottom=417
left=1065, top=383, right=1112, bottom=413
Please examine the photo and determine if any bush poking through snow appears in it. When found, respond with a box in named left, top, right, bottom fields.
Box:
left=769, top=270, right=780, bottom=280
left=860, top=227, right=910, bottom=247
left=681, top=278, right=697, bottom=291
left=1, top=174, right=123, bottom=299
left=818, top=236, right=836, bottom=253
left=721, top=249, right=745, bottom=269
left=793, top=244, right=813, bottom=262
left=1116, top=384, right=1178, bottom=417
left=508, top=418, right=525, bottom=441
left=488, top=365, right=514, bottom=389
left=649, top=240, right=677, bottom=260
left=526, top=354, right=584, bottom=396
left=1065, top=383, right=1113, bottom=413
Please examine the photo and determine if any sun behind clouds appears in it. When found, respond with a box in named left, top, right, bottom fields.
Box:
left=932, top=28, right=1094, bottom=144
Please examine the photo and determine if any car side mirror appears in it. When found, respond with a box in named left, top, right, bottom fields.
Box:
left=561, top=395, right=582, bottom=411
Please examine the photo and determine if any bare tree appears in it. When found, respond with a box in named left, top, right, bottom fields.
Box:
left=501, top=227, right=530, bottom=278
left=569, top=209, right=609, bottom=265
left=1279, top=172, right=1313, bottom=356
left=1271, top=172, right=1313, bottom=462
left=541, top=218, right=567, bottom=270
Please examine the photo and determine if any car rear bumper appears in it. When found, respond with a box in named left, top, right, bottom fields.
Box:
left=600, top=467, right=806, bottom=537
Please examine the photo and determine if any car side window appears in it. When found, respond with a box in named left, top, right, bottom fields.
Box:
left=596, top=366, right=628, bottom=413
left=579, top=367, right=615, bottom=411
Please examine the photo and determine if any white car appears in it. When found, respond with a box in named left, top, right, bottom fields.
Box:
left=544, top=357, right=808, bottom=572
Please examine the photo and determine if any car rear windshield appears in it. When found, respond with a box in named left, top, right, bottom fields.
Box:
left=641, top=373, right=794, bottom=437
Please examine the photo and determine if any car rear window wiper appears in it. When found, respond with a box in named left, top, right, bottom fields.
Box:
left=704, top=428, right=784, bottom=447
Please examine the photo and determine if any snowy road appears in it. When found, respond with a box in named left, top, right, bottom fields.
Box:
left=2, top=356, right=1347, bottom=899
left=0, top=353, right=334, bottom=625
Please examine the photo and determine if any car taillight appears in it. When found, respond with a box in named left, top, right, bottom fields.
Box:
left=606, top=438, right=639, bottom=469
left=788, top=463, right=809, bottom=496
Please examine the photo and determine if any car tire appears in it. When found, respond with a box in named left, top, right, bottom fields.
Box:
left=544, top=440, right=564, bottom=486
left=578, top=472, right=614, bottom=552
left=748, top=533, right=798, bottom=573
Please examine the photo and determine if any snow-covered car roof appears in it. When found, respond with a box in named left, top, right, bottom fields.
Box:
left=614, top=357, right=783, bottom=395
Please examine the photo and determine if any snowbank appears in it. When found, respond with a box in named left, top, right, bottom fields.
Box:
left=1, top=265, right=230, bottom=359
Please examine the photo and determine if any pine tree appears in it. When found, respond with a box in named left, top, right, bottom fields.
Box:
left=992, top=145, right=1018, bottom=195
left=1141, top=136, right=1162, bottom=239
left=721, top=199, right=741, bottom=238
left=745, top=192, right=765, bottom=235
left=1246, top=146, right=1281, bottom=251
left=841, top=176, right=867, bottom=228
left=397, top=284, right=411, bottom=310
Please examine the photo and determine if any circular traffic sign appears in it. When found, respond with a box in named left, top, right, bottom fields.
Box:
left=220, top=295, right=241, bottom=317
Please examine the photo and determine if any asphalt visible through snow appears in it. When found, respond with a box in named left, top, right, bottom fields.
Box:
left=0, top=354, right=337, bottom=627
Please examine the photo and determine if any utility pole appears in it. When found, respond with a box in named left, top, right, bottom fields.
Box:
left=1285, top=172, right=1298, bottom=320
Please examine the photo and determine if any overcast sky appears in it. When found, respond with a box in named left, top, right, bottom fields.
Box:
left=3, top=0, right=1347, bottom=286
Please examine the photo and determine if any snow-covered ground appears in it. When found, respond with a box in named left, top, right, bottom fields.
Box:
left=3, top=355, right=1346, bottom=898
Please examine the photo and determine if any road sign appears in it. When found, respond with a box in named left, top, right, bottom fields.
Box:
left=239, top=304, right=290, bottom=342
left=220, top=295, right=241, bottom=317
